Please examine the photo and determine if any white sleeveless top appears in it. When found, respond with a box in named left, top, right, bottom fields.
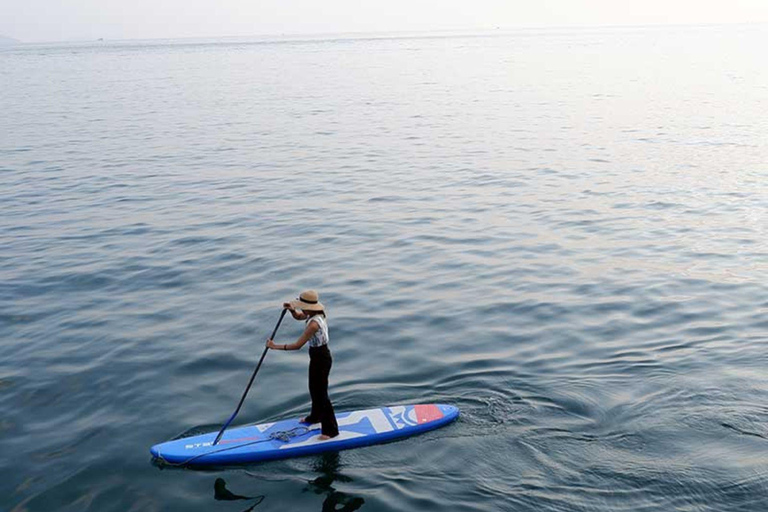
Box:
left=306, top=315, right=329, bottom=348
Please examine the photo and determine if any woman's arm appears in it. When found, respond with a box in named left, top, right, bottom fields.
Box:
left=267, top=321, right=318, bottom=351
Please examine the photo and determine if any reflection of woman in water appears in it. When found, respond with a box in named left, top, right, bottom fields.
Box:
left=309, top=453, right=365, bottom=512
left=266, top=290, right=339, bottom=440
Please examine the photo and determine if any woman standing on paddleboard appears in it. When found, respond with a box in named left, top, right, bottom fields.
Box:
left=267, top=290, right=339, bottom=440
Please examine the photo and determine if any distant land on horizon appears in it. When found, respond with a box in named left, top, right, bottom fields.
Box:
left=0, top=35, right=20, bottom=45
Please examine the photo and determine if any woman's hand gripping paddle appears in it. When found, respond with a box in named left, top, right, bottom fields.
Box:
left=213, top=308, right=288, bottom=446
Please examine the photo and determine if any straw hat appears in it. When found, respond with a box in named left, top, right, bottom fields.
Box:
left=289, top=290, right=325, bottom=312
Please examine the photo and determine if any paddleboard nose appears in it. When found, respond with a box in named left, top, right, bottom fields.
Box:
left=438, top=404, right=459, bottom=418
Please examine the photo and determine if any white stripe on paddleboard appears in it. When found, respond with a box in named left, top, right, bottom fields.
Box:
left=341, top=409, right=395, bottom=434
left=255, top=422, right=276, bottom=433
left=280, top=431, right=366, bottom=449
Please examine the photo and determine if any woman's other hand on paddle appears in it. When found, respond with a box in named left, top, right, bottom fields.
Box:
left=266, top=339, right=278, bottom=349
left=283, top=302, right=295, bottom=311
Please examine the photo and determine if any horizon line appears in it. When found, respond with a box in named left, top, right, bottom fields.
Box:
left=5, top=20, right=766, bottom=46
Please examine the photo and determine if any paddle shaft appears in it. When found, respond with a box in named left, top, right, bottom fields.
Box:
left=213, top=308, right=288, bottom=445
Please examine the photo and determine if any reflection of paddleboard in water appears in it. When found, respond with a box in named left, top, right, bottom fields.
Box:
left=151, top=404, right=459, bottom=466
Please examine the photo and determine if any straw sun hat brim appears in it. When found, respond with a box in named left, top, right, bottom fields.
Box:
left=289, top=298, right=325, bottom=312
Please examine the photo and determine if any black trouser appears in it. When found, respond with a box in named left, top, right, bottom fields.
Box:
left=307, top=345, right=339, bottom=437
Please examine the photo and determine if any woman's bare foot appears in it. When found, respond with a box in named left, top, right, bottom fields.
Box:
left=317, top=434, right=337, bottom=441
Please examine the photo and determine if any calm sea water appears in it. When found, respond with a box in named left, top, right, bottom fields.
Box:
left=1, top=25, right=767, bottom=512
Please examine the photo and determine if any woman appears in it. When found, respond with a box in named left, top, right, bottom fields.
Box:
left=266, top=290, right=339, bottom=440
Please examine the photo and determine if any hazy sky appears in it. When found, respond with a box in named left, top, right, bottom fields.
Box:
left=3, top=0, right=768, bottom=42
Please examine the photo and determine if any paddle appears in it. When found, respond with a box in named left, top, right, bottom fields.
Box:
left=213, top=308, right=288, bottom=446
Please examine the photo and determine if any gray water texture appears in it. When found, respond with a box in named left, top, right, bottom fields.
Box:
left=1, top=25, right=767, bottom=511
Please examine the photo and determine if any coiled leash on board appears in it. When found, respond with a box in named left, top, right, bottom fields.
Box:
left=154, top=426, right=317, bottom=467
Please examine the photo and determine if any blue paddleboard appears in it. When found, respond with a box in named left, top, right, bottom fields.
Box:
left=151, top=403, right=458, bottom=466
